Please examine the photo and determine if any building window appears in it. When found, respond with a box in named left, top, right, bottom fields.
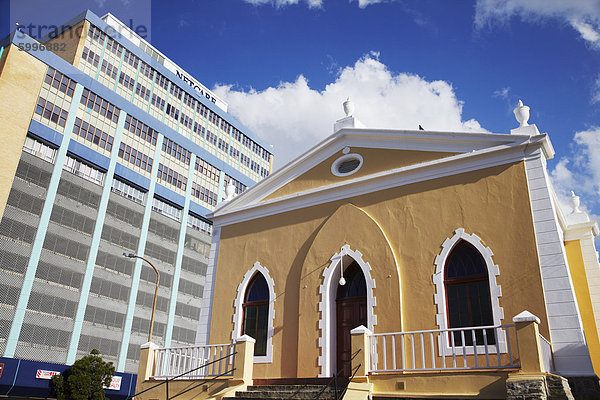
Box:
left=63, top=155, right=105, bottom=186
left=432, top=228, right=505, bottom=355
left=444, top=240, right=495, bottom=345
left=232, top=262, right=275, bottom=363
left=242, top=274, right=269, bottom=356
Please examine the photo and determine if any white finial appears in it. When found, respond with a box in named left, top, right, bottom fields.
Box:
left=569, top=191, right=581, bottom=214
left=513, top=99, right=530, bottom=128
left=225, top=180, right=236, bottom=201
left=343, top=97, right=354, bottom=117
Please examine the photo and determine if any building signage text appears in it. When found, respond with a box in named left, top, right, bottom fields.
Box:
left=175, top=70, right=217, bottom=105
left=36, top=369, right=60, bottom=379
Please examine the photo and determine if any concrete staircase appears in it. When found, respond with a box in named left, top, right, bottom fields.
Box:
left=225, top=384, right=342, bottom=400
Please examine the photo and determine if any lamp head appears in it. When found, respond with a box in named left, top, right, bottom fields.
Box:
left=339, top=276, right=346, bottom=286
left=123, top=252, right=136, bottom=258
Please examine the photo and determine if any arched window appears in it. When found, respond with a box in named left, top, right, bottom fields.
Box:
left=242, top=273, right=269, bottom=356
left=444, top=240, right=494, bottom=345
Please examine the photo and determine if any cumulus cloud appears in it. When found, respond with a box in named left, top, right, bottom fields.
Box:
left=243, top=0, right=323, bottom=8
left=550, top=127, right=600, bottom=224
left=213, top=53, right=485, bottom=169
left=475, top=0, right=600, bottom=48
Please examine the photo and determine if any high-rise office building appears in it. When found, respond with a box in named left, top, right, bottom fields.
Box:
left=0, top=9, right=273, bottom=378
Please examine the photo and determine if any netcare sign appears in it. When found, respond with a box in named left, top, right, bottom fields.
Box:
left=163, top=59, right=228, bottom=112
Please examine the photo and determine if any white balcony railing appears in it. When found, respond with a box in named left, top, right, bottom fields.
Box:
left=152, top=343, right=236, bottom=380
left=370, top=324, right=520, bottom=373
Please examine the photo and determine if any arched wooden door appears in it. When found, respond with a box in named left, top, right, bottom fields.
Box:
left=335, top=261, right=367, bottom=377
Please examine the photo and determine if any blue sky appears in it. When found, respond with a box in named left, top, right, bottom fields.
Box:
left=2, top=0, right=600, bottom=222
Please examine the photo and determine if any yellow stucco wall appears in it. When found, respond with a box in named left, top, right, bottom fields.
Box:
left=209, top=161, right=547, bottom=380
left=43, top=20, right=88, bottom=67
left=565, top=240, right=600, bottom=376
left=266, top=148, right=457, bottom=200
left=0, top=44, right=47, bottom=221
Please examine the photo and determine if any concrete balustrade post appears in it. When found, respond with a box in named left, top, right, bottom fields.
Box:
left=350, top=325, right=372, bottom=379
left=137, top=342, right=159, bottom=386
left=233, top=335, right=255, bottom=384
left=513, top=310, right=545, bottom=374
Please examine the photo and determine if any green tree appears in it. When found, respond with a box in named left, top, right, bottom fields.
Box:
left=51, top=349, right=116, bottom=400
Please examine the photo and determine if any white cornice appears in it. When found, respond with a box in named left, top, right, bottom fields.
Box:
left=564, top=221, right=600, bottom=241
left=212, top=129, right=553, bottom=219
left=211, top=139, right=547, bottom=227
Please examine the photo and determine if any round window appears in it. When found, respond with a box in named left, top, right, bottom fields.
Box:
left=331, top=154, right=363, bottom=177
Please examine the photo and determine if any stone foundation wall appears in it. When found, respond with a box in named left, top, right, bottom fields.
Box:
left=506, top=374, right=574, bottom=400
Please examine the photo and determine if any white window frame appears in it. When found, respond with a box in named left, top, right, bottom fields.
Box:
left=432, top=228, right=506, bottom=356
left=231, top=262, right=275, bottom=363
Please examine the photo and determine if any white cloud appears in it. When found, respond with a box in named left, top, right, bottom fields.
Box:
left=593, top=75, right=600, bottom=103
left=475, top=0, right=600, bottom=48
left=493, top=87, right=510, bottom=99
left=243, top=0, right=323, bottom=8
left=550, top=127, right=600, bottom=225
left=354, top=0, right=387, bottom=8
left=213, top=53, right=485, bottom=169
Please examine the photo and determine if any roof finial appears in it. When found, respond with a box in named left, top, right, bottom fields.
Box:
left=513, top=99, right=530, bottom=128
left=343, top=97, right=354, bottom=117
left=569, top=191, right=582, bottom=214
left=225, top=180, right=236, bottom=201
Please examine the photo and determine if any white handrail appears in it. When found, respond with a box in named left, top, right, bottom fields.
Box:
left=152, top=343, right=236, bottom=380
left=370, top=324, right=519, bottom=373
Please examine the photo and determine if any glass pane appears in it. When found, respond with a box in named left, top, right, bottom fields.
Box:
left=245, top=274, right=269, bottom=302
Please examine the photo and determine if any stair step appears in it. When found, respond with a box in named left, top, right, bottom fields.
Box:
left=247, top=385, right=336, bottom=392
left=230, top=396, right=335, bottom=400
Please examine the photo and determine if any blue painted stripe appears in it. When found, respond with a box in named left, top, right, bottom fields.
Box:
left=0, top=46, right=4, bottom=60
left=4, top=84, right=84, bottom=357
left=28, top=120, right=63, bottom=147
left=81, top=11, right=271, bottom=149
left=189, top=199, right=213, bottom=219
left=117, top=133, right=164, bottom=371
left=66, top=108, right=127, bottom=365
left=154, top=183, right=185, bottom=209
left=12, top=32, right=258, bottom=188
left=67, top=139, right=111, bottom=171
left=8, top=24, right=268, bottom=186
left=114, top=163, right=151, bottom=191
left=164, top=154, right=196, bottom=347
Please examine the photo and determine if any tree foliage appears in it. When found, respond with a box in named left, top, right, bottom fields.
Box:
left=51, top=349, right=116, bottom=400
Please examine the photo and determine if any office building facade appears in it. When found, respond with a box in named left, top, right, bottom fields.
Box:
left=0, top=10, right=272, bottom=375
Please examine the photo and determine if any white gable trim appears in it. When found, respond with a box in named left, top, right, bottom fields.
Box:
left=213, top=142, right=547, bottom=227
left=231, top=262, right=276, bottom=363
left=432, top=228, right=506, bottom=355
left=212, top=130, right=553, bottom=219
left=523, top=155, right=594, bottom=376
left=317, top=245, right=377, bottom=377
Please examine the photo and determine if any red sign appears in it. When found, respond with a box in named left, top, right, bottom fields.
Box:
left=105, top=376, right=122, bottom=391
left=0, top=363, right=4, bottom=378
left=36, top=369, right=60, bottom=380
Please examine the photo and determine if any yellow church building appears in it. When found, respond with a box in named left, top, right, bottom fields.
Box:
left=136, top=100, right=600, bottom=400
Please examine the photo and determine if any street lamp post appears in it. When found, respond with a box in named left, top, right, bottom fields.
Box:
left=123, top=253, right=159, bottom=343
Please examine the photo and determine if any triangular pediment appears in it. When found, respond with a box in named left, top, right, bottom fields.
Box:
left=211, top=127, right=554, bottom=224
left=265, top=147, right=457, bottom=200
